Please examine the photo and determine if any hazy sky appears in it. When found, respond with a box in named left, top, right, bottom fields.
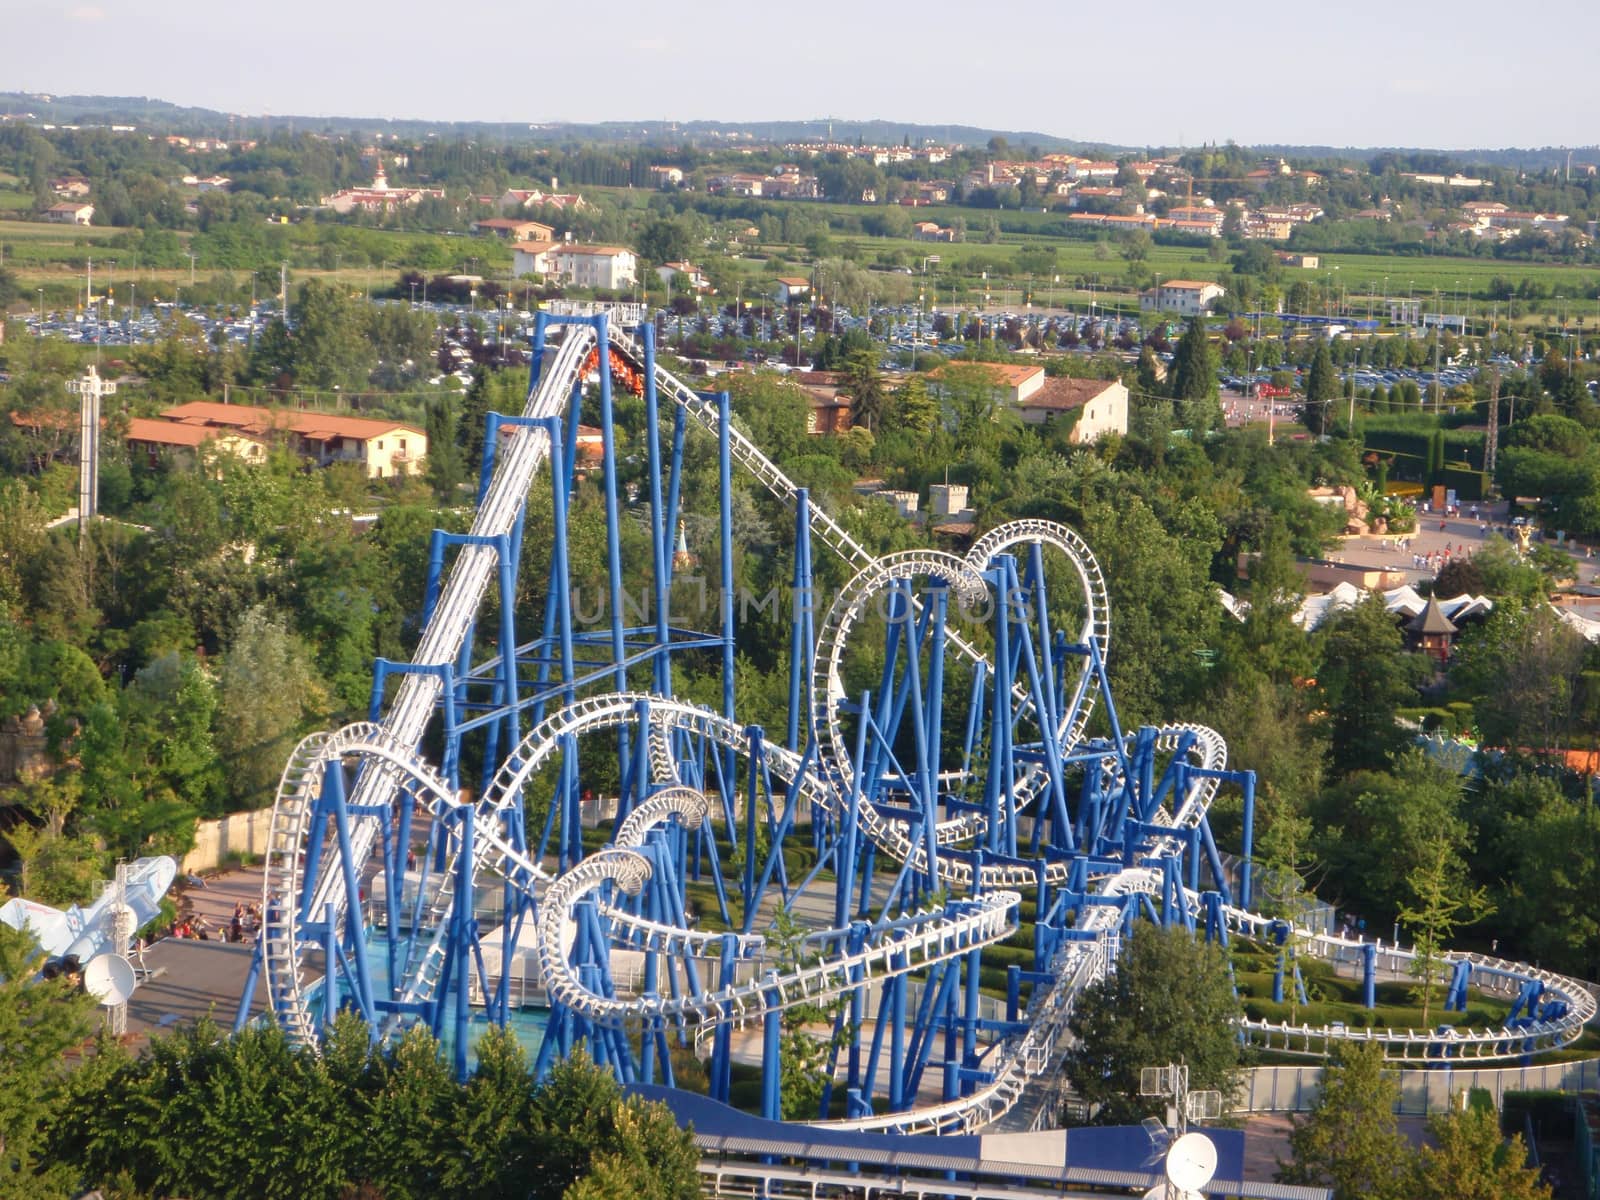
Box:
left=3, top=0, right=1595, bottom=150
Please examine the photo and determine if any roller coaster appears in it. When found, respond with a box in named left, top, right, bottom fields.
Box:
left=236, top=308, right=1594, bottom=1134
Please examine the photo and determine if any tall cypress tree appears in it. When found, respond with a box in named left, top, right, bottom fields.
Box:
left=1304, top=338, right=1339, bottom=433
left=1168, top=317, right=1220, bottom=434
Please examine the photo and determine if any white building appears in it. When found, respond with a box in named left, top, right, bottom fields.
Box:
left=1139, top=279, right=1226, bottom=317
left=547, top=245, right=637, bottom=290
left=1017, top=378, right=1130, bottom=442
left=512, top=240, right=558, bottom=278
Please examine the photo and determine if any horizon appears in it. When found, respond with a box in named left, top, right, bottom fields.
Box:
left=3, top=0, right=1597, bottom=151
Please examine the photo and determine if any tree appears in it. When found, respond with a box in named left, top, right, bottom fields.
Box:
left=1063, top=925, right=1243, bottom=1125
left=1408, top=1103, right=1550, bottom=1200
left=1229, top=518, right=1316, bottom=687
left=1279, top=1041, right=1410, bottom=1200
left=1316, top=593, right=1424, bottom=773
left=0, top=924, right=97, bottom=1195
left=1495, top=793, right=1600, bottom=978
left=215, top=605, right=329, bottom=811
left=842, top=351, right=886, bottom=434
left=1398, top=834, right=1494, bottom=1026
left=457, top=364, right=528, bottom=472
left=1168, top=318, right=1221, bottom=433
left=636, top=215, right=695, bottom=265
left=1312, top=750, right=1468, bottom=926
left=532, top=1049, right=699, bottom=1200
left=1303, top=339, right=1340, bottom=434
left=291, top=278, right=378, bottom=389
left=1450, top=602, right=1589, bottom=757
left=886, top=375, right=939, bottom=437
left=424, top=397, right=465, bottom=502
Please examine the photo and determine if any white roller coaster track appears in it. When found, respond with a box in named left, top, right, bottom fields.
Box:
left=609, top=328, right=1112, bottom=766
left=262, top=325, right=599, bottom=1039
left=534, top=848, right=1017, bottom=1026
left=262, top=319, right=1591, bottom=1140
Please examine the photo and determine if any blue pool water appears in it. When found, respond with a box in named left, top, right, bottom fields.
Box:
left=299, top=930, right=551, bottom=1069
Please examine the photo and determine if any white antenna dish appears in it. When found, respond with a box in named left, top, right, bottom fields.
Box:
left=1165, top=1131, right=1218, bottom=1193
left=83, top=953, right=136, bottom=1007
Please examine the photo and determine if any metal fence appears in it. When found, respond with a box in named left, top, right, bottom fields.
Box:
left=1232, top=1058, right=1600, bottom=1115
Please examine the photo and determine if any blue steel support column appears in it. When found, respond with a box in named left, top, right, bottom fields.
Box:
left=741, top=726, right=763, bottom=931
left=641, top=322, right=672, bottom=696
left=325, top=765, right=376, bottom=1027
left=717, top=392, right=736, bottom=826
left=711, top=933, right=737, bottom=1104
left=984, top=560, right=1016, bottom=856
left=835, top=696, right=868, bottom=931
left=663, top=406, right=687, bottom=585
left=761, top=984, right=783, bottom=1120
left=453, top=807, right=474, bottom=1080
left=1362, top=942, right=1377, bottom=1009
left=888, top=962, right=907, bottom=1111
left=926, top=583, right=947, bottom=819
left=786, top=489, right=813, bottom=752
left=539, top=419, right=581, bottom=870
left=595, top=315, right=631, bottom=790
left=1239, top=772, right=1257, bottom=910
left=717, top=391, right=735, bottom=718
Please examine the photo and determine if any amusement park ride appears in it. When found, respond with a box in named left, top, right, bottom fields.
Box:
left=234, top=307, right=1593, bottom=1138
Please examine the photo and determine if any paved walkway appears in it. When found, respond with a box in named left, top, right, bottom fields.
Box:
left=1322, top=497, right=1600, bottom=591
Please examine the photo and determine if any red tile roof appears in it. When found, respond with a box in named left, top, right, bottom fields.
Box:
left=159, top=401, right=421, bottom=441
left=1020, top=377, right=1120, bottom=411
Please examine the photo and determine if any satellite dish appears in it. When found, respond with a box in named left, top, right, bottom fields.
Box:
left=1165, top=1131, right=1218, bottom=1193
left=83, top=953, right=136, bottom=1007
left=1143, top=1189, right=1204, bottom=1200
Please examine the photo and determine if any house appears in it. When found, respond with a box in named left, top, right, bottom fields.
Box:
left=912, top=221, right=958, bottom=242
left=473, top=217, right=555, bottom=241
left=1017, top=378, right=1129, bottom=442
left=707, top=173, right=767, bottom=197
left=655, top=261, right=708, bottom=290
left=45, top=201, right=94, bottom=225
left=1067, top=160, right=1119, bottom=181
left=322, top=162, right=443, bottom=215
left=157, top=401, right=426, bottom=478
left=499, top=186, right=588, bottom=213
left=1069, top=186, right=1125, bottom=208
left=1139, top=280, right=1226, bottom=317
left=123, top=416, right=265, bottom=468
left=776, top=277, right=812, bottom=305
left=648, top=165, right=685, bottom=187
left=546, top=245, right=637, bottom=290
left=925, top=361, right=1046, bottom=407
left=50, top=176, right=91, bottom=198
left=790, top=371, right=854, bottom=435
left=512, top=240, right=559, bottom=278
left=1275, top=252, right=1320, bottom=269
left=1167, top=206, right=1222, bottom=229
left=1240, top=215, right=1293, bottom=241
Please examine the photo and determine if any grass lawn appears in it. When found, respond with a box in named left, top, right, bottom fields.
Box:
left=0, top=218, right=132, bottom=240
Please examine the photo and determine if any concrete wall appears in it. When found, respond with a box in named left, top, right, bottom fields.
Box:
left=183, top=806, right=275, bottom=873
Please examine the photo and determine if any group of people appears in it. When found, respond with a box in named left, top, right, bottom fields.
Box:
left=170, top=902, right=261, bottom=944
